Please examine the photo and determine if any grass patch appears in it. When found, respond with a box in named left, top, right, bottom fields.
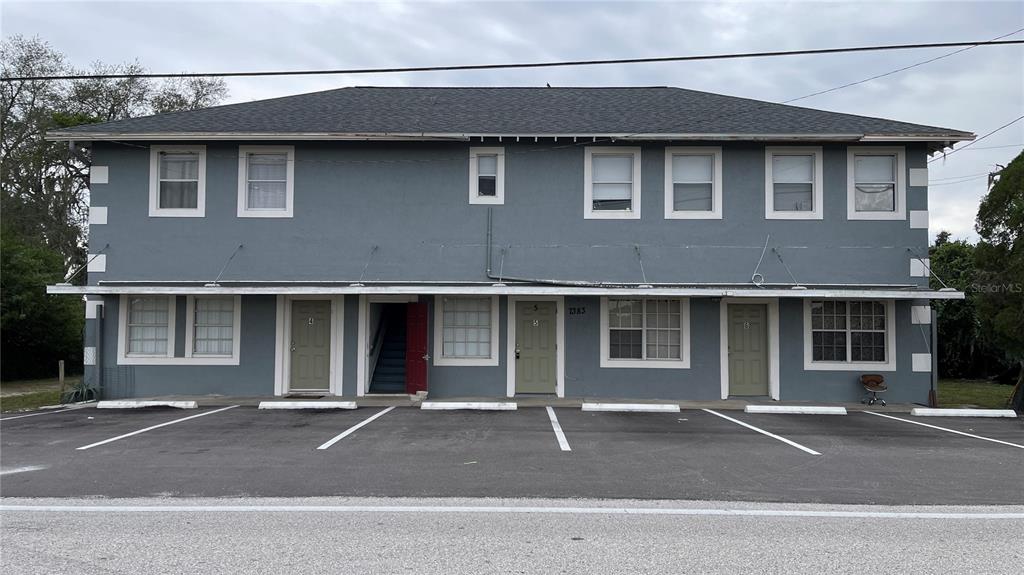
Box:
left=938, top=379, right=1015, bottom=409
left=1, top=390, right=63, bottom=412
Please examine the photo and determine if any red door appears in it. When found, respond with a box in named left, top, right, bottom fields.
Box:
left=405, top=302, right=429, bottom=394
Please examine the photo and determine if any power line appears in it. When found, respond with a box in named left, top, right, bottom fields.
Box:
left=929, top=116, right=1024, bottom=164
left=5, top=39, right=1024, bottom=82
left=782, top=29, right=1024, bottom=104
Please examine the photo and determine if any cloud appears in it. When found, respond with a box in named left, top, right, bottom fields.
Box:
left=3, top=0, right=1021, bottom=240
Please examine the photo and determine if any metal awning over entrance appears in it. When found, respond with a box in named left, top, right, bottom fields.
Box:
left=47, top=282, right=965, bottom=300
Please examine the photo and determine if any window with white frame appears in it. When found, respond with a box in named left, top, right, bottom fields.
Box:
left=434, top=296, right=499, bottom=365
left=126, top=296, right=171, bottom=357
left=765, top=147, right=822, bottom=219
left=847, top=147, right=906, bottom=220
left=237, top=146, right=294, bottom=217
left=664, top=147, right=722, bottom=219
left=191, top=297, right=235, bottom=356
left=149, top=146, right=206, bottom=217
left=585, top=147, right=642, bottom=219
left=601, top=297, right=690, bottom=368
left=469, top=147, right=504, bottom=204
left=809, top=300, right=891, bottom=366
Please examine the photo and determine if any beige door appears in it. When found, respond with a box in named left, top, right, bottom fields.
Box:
left=515, top=301, right=557, bottom=394
left=728, top=304, right=769, bottom=396
left=290, top=300, right=331, bottom=391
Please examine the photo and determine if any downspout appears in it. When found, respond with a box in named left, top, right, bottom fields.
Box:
left=95, top=300, right=104, bottom=399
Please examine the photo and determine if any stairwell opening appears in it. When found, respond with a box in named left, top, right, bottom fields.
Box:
left=367, top=302, right=409, bottom=394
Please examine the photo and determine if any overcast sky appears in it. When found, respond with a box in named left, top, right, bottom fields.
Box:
left=3, top=0, right=1022, bottom=240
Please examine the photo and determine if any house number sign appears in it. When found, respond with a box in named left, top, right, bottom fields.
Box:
left=568, top=306, right=586, bottom=316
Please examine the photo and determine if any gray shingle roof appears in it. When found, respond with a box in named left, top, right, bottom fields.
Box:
left=51, top=86, right=972, bottom=140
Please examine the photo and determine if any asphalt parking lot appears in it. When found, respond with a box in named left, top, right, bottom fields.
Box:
left=1, top=406, right=1022, bottom=504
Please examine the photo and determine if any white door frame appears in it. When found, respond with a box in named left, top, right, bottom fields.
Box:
left=507, top=296, right=565, bottom=398
left=274, top=295, right=344, bottom=396
left=356, top=294, right=419, bottom=397
left=719, top=298, right=780, bottom=400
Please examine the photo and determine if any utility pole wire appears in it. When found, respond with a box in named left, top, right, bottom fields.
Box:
left=3, top=39, right=1023, bottom=82
left=929, top=116, right=1024, bottom=164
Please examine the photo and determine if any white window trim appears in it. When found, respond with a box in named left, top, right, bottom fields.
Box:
left=599, top=297, right=690, bottom=369
left=802, top=299, right=897, bottom=371
left=468, top=147, right=505, bottom=205
left=846, top=146, right=906, bottom=221
left=584, top=146, right=642, bottom=220
left=237, top=145, right=295, bottom=218
left=664, top=147, right=723, bottom=219
left=149, top=145, right=206, bottom=218
left=116, top=295, right=176, bottom=365
left=764, top=146, right=823, bottom=220
left=433, top=295, right=500, bottom=367
left=184, top=295, right=242, bottom=365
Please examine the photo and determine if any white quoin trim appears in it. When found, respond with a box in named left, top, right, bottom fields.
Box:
left=912, top=353, right=932, bottom=372
left=89, top=206, right=108, bottom=225
left=719, top=298, right=780, bottom=400
left=85, top=300, right=104, bottom=319
left=87, top=254, right=106, bottom=273
left=507, top=296, right=566, bottom=398
left=911, top=305, right=932, bottom=324
left=89, top=166, right=108, bottom=184
left=83, top=347, right=97, bottom=366
left=909, top=168, right=929, bottom=187
left=910, top=258, right=930, bottom=278
left=910, top=210, right=929, bottom=229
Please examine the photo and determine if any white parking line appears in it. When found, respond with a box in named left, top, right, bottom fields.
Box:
left=545, top=406, right=571, bottom=452
left=76, top=405, right=239, bottom=451
left=702, top=409, right=822, bottom=456
left=317, top=406, right=395, bottom=450
left=863, top=411, right=1024, bottom=449
left=0, top=409, right=74, bottom=421
left=0, top=465, right=48, bottom=476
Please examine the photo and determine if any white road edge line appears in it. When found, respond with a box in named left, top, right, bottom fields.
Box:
left=76, top=405, right=239, bottom=451
left=317, top=406, right=395, bottom=450
left=0, top=465, right=48, bottom=476
left=1, top=504, right=1021, bottom=519
left=863, top=411, right=1024, bottom=449
left=702, top=409, right=822, bottom=456
left=0, top=409, right=74, bottom=421
left=545, top=406, right=571, bottom=452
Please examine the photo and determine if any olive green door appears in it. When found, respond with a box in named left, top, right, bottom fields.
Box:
left=727, top=304, right=769, bottom=396
left=515, top=301, right=557, bottom=394
left=290, top=300, right=331, bottom=391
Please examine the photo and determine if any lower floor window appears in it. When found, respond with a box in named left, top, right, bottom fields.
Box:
left=607, top=298, right=684, bottom=362
left=811, top=300, right=887, bottom=363
left=127, top=296, right=170, bottom=356
left=192, top=297, right=235, bottom=356
left=440, top=296, right=493, bottom=359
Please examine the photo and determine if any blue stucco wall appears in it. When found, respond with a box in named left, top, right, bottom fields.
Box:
left=86, top=141, right=930, bottom=288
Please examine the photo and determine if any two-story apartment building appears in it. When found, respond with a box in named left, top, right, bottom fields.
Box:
left=47, top=87, right=970, bottom=403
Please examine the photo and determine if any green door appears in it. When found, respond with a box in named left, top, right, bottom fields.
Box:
left=515, top=301, right=557, bottom=394
left=728, top=304, right=769, bottom=396
left=290, top=300, right=331, bottom=391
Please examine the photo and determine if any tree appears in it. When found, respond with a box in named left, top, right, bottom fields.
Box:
left=1, top=35, right=229, bottom=379
left=974, top=150, right=1024, bottom=411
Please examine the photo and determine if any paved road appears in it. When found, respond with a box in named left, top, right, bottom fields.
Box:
left=2, top=497, right=1022, bottom=574
left=2, top=407, right=1022, bottom=504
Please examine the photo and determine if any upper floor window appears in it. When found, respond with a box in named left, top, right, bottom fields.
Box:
left=149, top=146, right=206, bottom=217
left=664, top=147, right=723, bottom=219
left=765, top=147, right=823, bottom=220
left=803, top=299, right=895, bottom=371
left=584, top=147, right=641, bottom=219
left=433, top=296, right=500, bottom=366
left=237, top=146, right=294, bottom=217
left=600, top=297, right=690, bottom=369
left=847, top=147, right=906, bottom=220
left=468, top=147, right=504, bottom=205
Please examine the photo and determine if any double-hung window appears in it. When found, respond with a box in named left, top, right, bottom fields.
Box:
left=805, top=299, right=895, bottom=370
left=847, top=147, right=906, bottom=220
left=601, top=297, right=690, bottom=368
left=118, top=295, right=242, bottom=365
left=433, top=296, right=500, bottom=366
left=469, top=147, right=504, bottom=204
left=125, top=296, right=172, bottom=357
left=585, top=147, right=642, bottom=219
left=664, top=147, right=723, bottom=219
left=189, top=297, right=237, bottom=357
left=765, top=147, right=823, bottom=220
left=238, top=146, right=295, bottom=217
left=149, top=146, right=206, bottom=217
